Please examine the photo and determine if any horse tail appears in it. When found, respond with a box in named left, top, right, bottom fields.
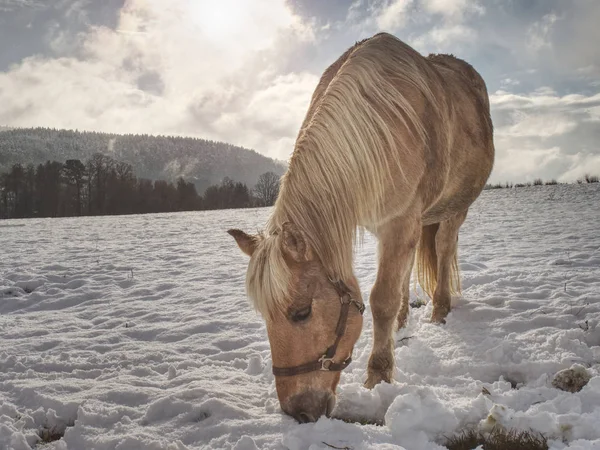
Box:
left=449, top=249, right=461, bottom=296
left=416, top=224, right=439, bottom=299
left=415, top=223, right=461, bottom=299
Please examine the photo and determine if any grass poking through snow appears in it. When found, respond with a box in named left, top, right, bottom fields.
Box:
left=444, top=428, right=548, bottom=450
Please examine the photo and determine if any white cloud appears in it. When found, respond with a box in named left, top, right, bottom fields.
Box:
left=490, top=90, right=600, bottom=111
left=375, top=0, right=414, bottom=30
left=493, top=146, right=562, bottom=181
left=559, top=153, right=600, bottom=181
left=367, top=0, right=482, bottom=53
left=412, top=23, right=474, bottom=49
left=498, top=113, right=577, bottom=139
left=500, top=78, right=520, bottom=88
left=0, top=0, right=44, bottom=11
left=211, top=72, right=319, bottom=160
left=489, top=88, right=600, bottom=183
left=0, top=0, right=317, bottom=160
left=527, top=12, right=559, bottom=52
left=587, top=105, right=600, bottom=122
left=421, top=0, right=484, bottom=21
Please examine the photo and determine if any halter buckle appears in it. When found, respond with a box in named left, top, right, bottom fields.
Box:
left=340, top=295, right=365, bottom=315
left=319, top=355, right=334, bottom=371
left=354, top=299, right=366, bottom=315
left=331, top=278, right=365, bottom=315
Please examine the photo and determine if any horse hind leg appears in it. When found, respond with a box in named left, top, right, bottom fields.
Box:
left=426, top=211, right=467, bottom=323
left=365, top=212, right=421, bottom=389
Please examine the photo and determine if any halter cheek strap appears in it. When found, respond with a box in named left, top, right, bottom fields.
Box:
left=272, top=279, right=365, bottom=377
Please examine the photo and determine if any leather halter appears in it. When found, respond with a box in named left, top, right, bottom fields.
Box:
left=272, top=279, right=365, bottom=377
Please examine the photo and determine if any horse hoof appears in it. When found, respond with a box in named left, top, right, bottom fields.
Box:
left=364, top=371, right=392, bottom=389
left=430, top=309, right=448, bottom=324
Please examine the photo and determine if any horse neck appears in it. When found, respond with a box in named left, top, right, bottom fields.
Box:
left=269, top=159, right=357, bottom=283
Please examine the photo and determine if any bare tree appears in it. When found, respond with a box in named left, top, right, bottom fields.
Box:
left=254, top=172, right=280, bottom=206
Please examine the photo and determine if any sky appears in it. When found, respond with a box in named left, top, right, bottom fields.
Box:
left=0, top=0, right=599, bottom=183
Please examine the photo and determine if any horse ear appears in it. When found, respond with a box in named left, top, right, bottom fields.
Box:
left=228, top=229, right=257, bottom=257
left=281, top=222, right=310, bottom=262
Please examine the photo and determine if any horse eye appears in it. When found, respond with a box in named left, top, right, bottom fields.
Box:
left=291, top=305, right=312, bottom=323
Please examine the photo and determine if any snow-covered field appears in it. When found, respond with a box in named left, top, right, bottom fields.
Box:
left=1, top=184, right=599, bottom=450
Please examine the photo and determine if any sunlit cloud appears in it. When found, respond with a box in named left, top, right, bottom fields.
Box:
left=490, top=89, right=600, bottom=182
left=0, top=0, right=316, bottom=160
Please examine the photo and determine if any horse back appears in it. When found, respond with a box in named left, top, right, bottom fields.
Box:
left=421, top=54, right=495, bottom=223
left=295, top=33, right=494, bottom=227
left=354, top=34, right=494, bottom=224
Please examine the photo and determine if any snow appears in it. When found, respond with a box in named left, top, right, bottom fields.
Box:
left=1, top=184, right=599, bottom=449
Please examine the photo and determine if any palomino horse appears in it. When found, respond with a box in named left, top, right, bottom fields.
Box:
left=229, top=33, right=494, bottom=423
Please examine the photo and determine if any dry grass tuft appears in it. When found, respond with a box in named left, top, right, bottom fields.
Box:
left=444, top=428, right=548, bottom=450
left=38, top=426, right=65, bottom=443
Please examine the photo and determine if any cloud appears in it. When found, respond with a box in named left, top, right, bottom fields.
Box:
left=527, top=12, right=559, bottom=52
left=490, top=90, right=600, bottom=111
left=354, top=0, right=483, bottom=54
left=375, top=0, right=414, bottom=30
left=421, top=0, right=484, bottom=20
left=490, top=88, right=600, bottom=182
left=412, top=23, right=475, bottom=49
left=0, top=0, right=45, bottom=12
left=0, top=0, right=317, bottom=160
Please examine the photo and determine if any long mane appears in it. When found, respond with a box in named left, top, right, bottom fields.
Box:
left=247, top=34, right=442, bottom=317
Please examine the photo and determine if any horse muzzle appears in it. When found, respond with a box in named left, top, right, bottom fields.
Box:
left=283, top=390, right=336, bottom=423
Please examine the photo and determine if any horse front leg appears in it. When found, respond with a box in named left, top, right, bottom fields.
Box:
left=365, top=214, right=420, bottom=389
left=396, top=246, right=416, bottom=330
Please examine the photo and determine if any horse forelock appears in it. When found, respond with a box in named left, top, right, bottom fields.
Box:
left=246, top=232, right=292, bottom=319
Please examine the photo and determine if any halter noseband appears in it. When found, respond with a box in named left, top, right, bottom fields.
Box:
left=271, top=279, right=365, bottom=377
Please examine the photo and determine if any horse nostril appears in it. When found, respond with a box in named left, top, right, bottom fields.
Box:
left=297, top=412, right=315, bottom=423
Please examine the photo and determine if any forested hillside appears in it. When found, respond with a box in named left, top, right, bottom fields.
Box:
left=0, top=155, right=281, bottom=219
left=0, top=128, right=285, bottom=192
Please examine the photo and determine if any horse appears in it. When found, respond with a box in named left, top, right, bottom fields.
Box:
left=229, top=32, right=494, bottom=423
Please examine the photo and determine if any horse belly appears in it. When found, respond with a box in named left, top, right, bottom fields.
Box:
left=422, top=154, right=493, bottom=225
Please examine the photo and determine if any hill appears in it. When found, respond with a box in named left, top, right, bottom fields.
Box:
left=0, top=127, right=286, bottom=192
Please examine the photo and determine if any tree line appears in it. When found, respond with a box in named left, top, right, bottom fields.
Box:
left=484, top=175, right=599, bottom=190
left=0, top=154, right=280, bottom=219
left=0, top=127, right=285, bottom=193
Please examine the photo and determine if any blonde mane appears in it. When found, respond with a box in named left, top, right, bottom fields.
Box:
left=247, top=34, right=443, bottom=317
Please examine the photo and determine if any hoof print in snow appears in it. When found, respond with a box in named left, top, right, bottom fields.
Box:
left=39, top=426, right=65, bottom=443
left=195, top=410, right=210, bottom=422
left=502, top=374, right=524, bottom=389
left=38, top=421, right=74, bottom=444
left=36, top=409, right=75, bottom=445
left=552, top=364, right=591, bottom=393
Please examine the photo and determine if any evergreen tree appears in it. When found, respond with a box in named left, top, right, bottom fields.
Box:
left=63, top=159, right=87, bottom=216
